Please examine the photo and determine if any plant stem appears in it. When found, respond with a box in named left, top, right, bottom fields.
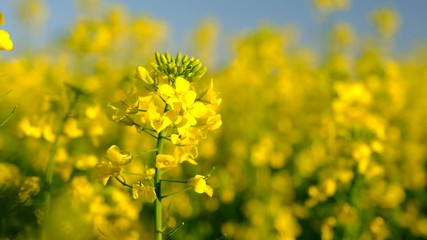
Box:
left=154, top=129, right=165, bottom=240
left=42, top=90, right=79, bottom=240
left=133, top=148, right=158, bottom=158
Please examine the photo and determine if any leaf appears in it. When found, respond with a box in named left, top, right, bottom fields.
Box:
left=0, top=106, right=17, bottom=127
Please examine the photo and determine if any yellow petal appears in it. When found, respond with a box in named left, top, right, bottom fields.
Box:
left=188, top=175, right=207, bottom=194
left=156, top=154, right=178, bottom=168
left=0, top=29, right=13, bottom=51
left=142, top=185, right=157, bottom=202
left=151, top=116, right=172, bottom=133
left=132, top=183, right=140, bottom=199
left=205, top=185, right=214, bottom=197
left=106, top=145, right=132, bottom=165
left=183, top=91, right=197, bottom=108
left=64, top=119, right=84, bottom=138
left=175, top=77, right=190, bottom=93
left=190, top=102, right=208, bottom=118
left=158, top=84, right=175, bottom=100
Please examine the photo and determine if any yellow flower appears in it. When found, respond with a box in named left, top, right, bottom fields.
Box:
left=95, top=145, right=132, bottom=185
left=313, top=0, right=350, bottom=13
left=19, top=176, right=41, bottom=203
left=155, top=154, right=178, bottom=169
left=147, top=102, right=172, bottom=133
left=199, top=79, right=222, bottom=107
left=371, top=7, right=400, bottom=39
left=106, top=90, right=140, bottom=125
left=0, top=12, right=13, bottom=51
left=131, top=181, right=157, bottom=202
left=174, top=144, right=198, bottom=165
left=0, top=29, right=13, bottom=51
left=188, top=175, right=213, bottom=197
left=64, top=118, right=84, bottom=138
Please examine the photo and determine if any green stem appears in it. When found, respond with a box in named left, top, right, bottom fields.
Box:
left=155, top=130, right=165, bottom=240
left=42, top=90, right=80, bottom=240
left=0, top=106, right=17, bottom=127
left=133, top=148, right=158, bottom=158
left=162, top=187, right=192, bottom=199
left=344, top=168, right=364, bottom=240
left=153, top=99, right=171, bottom=240
left=160, top=179, right=188, bottom=184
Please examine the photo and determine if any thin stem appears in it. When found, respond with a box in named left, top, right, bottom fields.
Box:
left=160, top=136, right=171, bottom=141
left=154, top=103, right=170, bottom=240
left=42, top=88, right=80, bottom=240
left=163, top=222, right=184, bottom=236
left=161, top=187, right=192, bottom=199
left=0, top=106, right=17, bottom=127
left=154, top=131, right=165, bottom=240
left=122, top=171, right=154, bottom=177
left=133, top=148, right=158, bottom=158
left=160, top=179, right=188, bottom=184
left=115, top=176, right=132, bottom=188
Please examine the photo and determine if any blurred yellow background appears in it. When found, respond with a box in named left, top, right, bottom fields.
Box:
left=1, top=1, right=427, bottom=239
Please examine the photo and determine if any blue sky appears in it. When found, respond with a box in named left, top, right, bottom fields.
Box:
left=1, top=0, right=427, bottom=56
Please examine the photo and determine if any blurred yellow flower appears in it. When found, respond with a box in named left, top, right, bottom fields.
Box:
left=131, top=181, right=157, bottom=202
left=95, top=145, right=132, bottom=185
left=313, top=0, right=350, bottom=13
left=155, top=154, right=178, bottom=169
left=0, top=29, right=13, bottom=51
left=18, top=176, right=41, bottom=203
left=0, top=12, right=4, bottom=25
left=371, top=7, right=400, bottom=39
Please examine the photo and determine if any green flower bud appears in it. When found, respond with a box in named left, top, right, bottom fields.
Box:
left=182, top=54, right=189, bottom=63
left=160, top=54, right=168, bottom=65
left=135, top=66, right=154, bottom=85
left=176, top=52, right=182, bottom=64
left=165, top=51, right=172, bottom=62
left=155, top=52, right=161, bottom=65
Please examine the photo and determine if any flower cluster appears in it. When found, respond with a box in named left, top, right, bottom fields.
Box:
left=98, top=52, right=221, bottom=200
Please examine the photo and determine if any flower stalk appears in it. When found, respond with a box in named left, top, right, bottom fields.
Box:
left=154, top=130, right=165, bottom=240
left=98, top=52, right=221, bottom=240
left=42, top=86, right=81, bottom=240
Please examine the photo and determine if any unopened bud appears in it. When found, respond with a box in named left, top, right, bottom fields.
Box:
left=135, top=66, right=154, bottom=85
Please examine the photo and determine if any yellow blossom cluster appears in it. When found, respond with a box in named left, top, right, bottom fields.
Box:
left=98, top=52, right=221, bottom=203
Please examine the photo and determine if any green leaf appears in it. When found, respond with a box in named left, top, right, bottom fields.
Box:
left=1, top=105, right=17, bottom=127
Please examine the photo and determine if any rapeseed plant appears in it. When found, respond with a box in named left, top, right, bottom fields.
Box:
left=97, top=52, right=221, bottom=239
